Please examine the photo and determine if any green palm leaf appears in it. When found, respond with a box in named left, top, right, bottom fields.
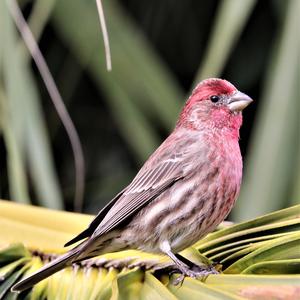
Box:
left=0, top=200, right=299, bottom=299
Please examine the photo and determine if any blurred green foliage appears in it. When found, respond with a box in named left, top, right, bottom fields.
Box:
left=0, top=0, right=299, bottom=220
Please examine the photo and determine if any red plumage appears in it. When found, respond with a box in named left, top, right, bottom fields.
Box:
left=12, top=78, right=252, bottom=292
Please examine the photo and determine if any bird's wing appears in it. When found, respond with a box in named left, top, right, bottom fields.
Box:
left=93, top=158, right=184, bottom=237
left=65, top=133, right=193, bottom=246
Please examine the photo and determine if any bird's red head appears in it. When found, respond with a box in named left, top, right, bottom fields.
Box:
left=177, top=78, right=252, bottom=138
left=190, top=78, right=237, bottom=102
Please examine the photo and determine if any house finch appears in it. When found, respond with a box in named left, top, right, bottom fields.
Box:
left=12, top=78, right=252, bottom=292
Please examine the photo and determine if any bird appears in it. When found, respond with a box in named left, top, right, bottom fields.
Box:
left=12, top=78, right=252, bottom=292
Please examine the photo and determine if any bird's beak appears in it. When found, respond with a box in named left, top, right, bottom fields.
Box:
left=227, top=91, right=253, bottom=112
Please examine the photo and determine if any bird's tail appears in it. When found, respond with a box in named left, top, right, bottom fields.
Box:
left=11, top=248, right=80, bottom=292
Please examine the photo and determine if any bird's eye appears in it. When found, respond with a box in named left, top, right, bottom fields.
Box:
left=210, top=95, right=220, bottom=103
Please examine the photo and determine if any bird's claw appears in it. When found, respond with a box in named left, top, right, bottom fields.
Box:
left=170, top=265, right=219, bottom=286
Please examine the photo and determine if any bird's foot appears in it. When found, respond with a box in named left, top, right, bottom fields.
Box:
left=170, top=264, right=219, bottom=286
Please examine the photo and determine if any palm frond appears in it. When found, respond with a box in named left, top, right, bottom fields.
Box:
left=0, top=200, right=299, bottom=299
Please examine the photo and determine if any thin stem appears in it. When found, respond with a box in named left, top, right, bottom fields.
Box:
left=6, top=0, right=85, bottom=212
left=96, top=0, right=112, bottom=71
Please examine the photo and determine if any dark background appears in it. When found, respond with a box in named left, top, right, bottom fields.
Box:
left=1, top=0, right=298, bottom=221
